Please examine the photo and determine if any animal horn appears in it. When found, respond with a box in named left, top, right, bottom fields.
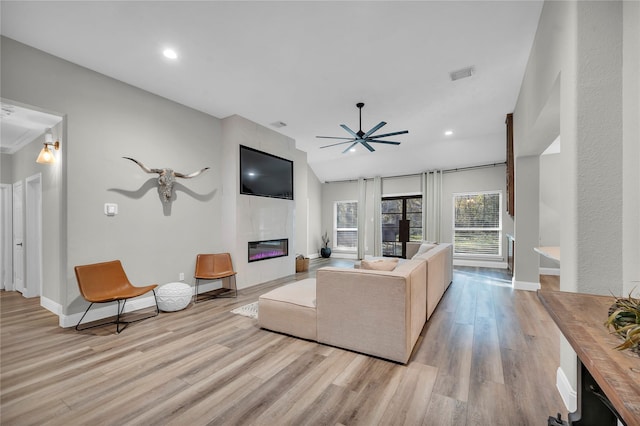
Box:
left=174, top=167, right=210, bottom=179
left=123, top=157, right=162, bottom=174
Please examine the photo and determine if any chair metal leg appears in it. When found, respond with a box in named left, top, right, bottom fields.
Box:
left=75, top=302, right=96, bottom=331
left=194, top=276, right=237, bottom=301
left=75, top=290, right=160, bottom=334
left=217, top=275, right=237, bottom=298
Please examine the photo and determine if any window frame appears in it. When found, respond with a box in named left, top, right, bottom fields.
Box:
left=333, top=200, right=358, bottom=251
left=452, top=190, right=503, bottom=258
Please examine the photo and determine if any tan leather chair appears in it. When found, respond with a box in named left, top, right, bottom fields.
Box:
left=194, top=253, right=237, bottom=302
left=74, top=260, right=159, bottom=333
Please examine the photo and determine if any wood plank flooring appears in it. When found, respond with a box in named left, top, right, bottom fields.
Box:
left=1, top=261, right=565, bottom=425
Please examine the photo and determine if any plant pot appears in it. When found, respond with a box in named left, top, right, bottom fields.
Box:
left=320, top=247, right=332, bottom=258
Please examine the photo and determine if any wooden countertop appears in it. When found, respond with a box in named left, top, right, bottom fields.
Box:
left=538, top=290, right=640, bottom=425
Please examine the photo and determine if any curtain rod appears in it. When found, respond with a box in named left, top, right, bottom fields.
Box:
left=323, top=162, right=506, bottom=184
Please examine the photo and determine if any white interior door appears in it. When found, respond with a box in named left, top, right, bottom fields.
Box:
left=26, top=174, right=42, bottom=298
left=0, top=183, right=13, bottom=291
left=12, top=181, right=24, bottom=294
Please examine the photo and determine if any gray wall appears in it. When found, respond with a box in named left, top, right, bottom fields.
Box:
left=306, top=165, right=322, bottom=257
left=539, top=152, right=561, bottom=270
left=1, top=36, right=323, bottom=317
left=1, top=154, right=13, bottom=183
left=2, top=36, right=223, bottom=317
left=320, top=165, right=513, bottom=265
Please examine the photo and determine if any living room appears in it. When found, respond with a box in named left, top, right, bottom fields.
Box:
left=0, top=1, right=638, bottom=424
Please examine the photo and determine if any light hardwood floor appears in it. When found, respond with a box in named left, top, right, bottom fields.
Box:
left=1, top=261, right=565, bottom=425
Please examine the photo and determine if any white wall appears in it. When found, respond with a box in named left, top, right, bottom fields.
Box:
left=512, top=0, right=639, bottom=410
left=220, top=115, right=297, bottom=289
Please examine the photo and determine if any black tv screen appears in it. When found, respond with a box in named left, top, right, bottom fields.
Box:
left=240, top=145, right=294, bottom=200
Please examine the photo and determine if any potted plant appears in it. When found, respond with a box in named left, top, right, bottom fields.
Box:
left=605, top=291, right=639, bottom=354
left=320, top=231, right=331, bottom=258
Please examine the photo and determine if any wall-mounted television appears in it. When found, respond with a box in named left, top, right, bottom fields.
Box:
left=240, top=145, right=294, bottom=200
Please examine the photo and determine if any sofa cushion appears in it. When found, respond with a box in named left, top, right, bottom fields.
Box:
left=258, top=278, right=317, bottom=340
left=361, top=258, right=399, bottom=271
left=411, top=243, right=437, bottom=259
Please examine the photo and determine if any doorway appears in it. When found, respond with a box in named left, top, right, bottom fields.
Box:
left=1, top=100, right=63, bottom=298
left=12, top=180, right=25, bottom=294
left=381, top=195, right=422, bottom=258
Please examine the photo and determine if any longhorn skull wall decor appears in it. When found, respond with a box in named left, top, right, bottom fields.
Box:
left=123, top=157, right=210, bottom=203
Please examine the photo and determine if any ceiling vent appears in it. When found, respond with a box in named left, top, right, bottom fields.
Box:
left=449, top=66, right=475, bottom=81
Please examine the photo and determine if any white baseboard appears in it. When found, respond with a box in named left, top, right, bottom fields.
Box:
left=454, top=259, right=508, bottom=269
left=329, top=253, right=358, bottom=260
left=59, top=281, right=223, bottom=328
left=60, top=294, right=159, bottom=328
left=556, top=367, right=577, bottom=412
left=540, top=267, right=560, bottom=276
left=40, top=296, right=62, bottom=317
left=308, top=253, right=320, bottom=259
left=512, top=278, right=541, bottom=291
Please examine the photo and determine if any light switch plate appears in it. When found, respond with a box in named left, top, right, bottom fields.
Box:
left=104, top=203, right=118, bottom=216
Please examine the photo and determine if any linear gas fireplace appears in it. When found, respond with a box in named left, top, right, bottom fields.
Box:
left=248, top=238, right=288, bottom=263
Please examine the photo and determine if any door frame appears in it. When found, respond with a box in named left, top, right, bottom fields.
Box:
left=25, top=173, right=43, bottom=298
left=0, top=183, right=13, bottom=291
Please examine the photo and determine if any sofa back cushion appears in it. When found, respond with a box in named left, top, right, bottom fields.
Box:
left=361, top=258, right=399, bottom=271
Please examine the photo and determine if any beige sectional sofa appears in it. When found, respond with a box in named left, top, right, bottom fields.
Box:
left=258, top=243, right=453, bottom=364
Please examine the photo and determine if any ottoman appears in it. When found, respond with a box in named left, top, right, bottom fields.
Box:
left=258, top=278, right=317, bottom=340
left=156, top=282, right=192, bottom=312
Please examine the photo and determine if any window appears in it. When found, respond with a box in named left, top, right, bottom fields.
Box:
left=453, top=191, right=502, bottom=256
left=334, top=201, right=357, bottom=250
left=381, top=196, right=422, bottom=257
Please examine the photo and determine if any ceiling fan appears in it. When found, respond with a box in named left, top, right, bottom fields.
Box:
left=316, top=102, right=408, bottom=153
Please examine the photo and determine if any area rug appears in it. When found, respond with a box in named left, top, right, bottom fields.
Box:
left=230, top=301, right=258, bottom=319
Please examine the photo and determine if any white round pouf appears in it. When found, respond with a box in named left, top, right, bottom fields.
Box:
left=156, top=282, right=192, bottom=312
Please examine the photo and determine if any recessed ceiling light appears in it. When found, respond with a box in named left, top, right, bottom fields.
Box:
left=349, top=148, right=356, bottom=152
left=163, top=48, right=178, bottom=60
left=445, top=130, right=453, bottom=136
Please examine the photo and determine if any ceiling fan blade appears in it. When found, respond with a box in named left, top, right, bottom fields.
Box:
left=320, top=139, right=357, bottom=149
left=363, top=121, right=387, bottom=139
left=360, top=140, right=376, bottom=152
left=340, top=124, right=360, bottom=139
left=366, top=139, right=401, bottom=145
left=368, top=130, right=409, bottom=139
left=342, top=141, right=360, bottom=154
left=316, top=136, right=357, bottom=140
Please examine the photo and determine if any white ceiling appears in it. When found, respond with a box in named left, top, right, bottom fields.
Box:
left=0, top=103, right=63, bottom=154
left=0, top=1, right=543, bottom=182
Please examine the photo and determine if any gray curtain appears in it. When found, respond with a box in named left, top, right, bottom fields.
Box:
left=422, top=170, right=442, bottom=243
left=373, top=176, right=382, bottom=256
left=357, top=177, right=367, bottom=259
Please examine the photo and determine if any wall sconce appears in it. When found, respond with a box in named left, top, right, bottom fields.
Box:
left=36, top=129, right=60, bottom=164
